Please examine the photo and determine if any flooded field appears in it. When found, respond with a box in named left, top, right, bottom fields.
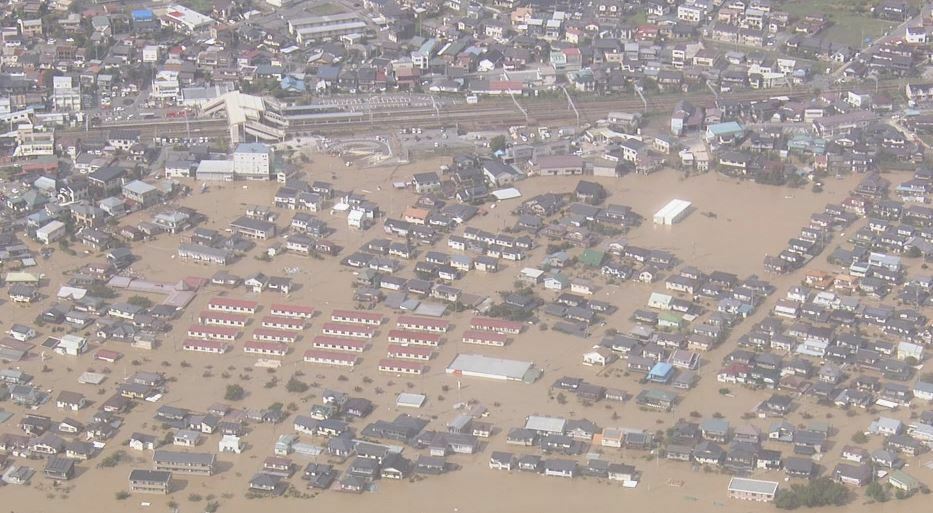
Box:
left=1, top=151, right=924, bottom=513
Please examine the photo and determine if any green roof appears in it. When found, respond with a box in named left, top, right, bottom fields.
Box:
left=658, top=312, right=683, bottom=325
left=642, top=388, right=677, bottom=402
left=579, top=249, right=605, bottom=267
left=889, top=470, right=920, bottom=490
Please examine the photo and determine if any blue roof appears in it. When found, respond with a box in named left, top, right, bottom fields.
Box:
left=235, top=143, right=270, bottom=154
left=915, top=381, right=933, bottom=394
left=707, top=121, right=744, bottom=135
left=417, top=38, right=437, bottom=55
left=280, top=76, right=306, bottom=92
left=317, top=65, right=341, bottom=81
left=649, top=362, right=673, bottom=377
left=132, top=9, right=154, bottom=21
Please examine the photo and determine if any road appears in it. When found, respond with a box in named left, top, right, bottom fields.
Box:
left=830, top=11, right=922, bottom=80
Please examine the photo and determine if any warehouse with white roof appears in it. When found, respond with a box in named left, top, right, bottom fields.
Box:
left=727, top=477, right=779, bottom=502
left=446, top=354, right=540, bottom=382
left=653, top=199, right=692, bottom=225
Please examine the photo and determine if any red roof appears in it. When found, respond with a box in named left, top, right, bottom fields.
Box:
left=331, top=309, right=384, bottom=321
left=722, top=362, right=750, bottom=375
left=312, top=336, right=366, bottom=350
left=378, top=358, right=426, bottom=371
left=321, top=322, right=376, bottom=334
left=387, top=329, right=441, bottom=343
left=183, top=339, right=227, bottom=349
left=208, top=297, right=258, bottom=309
left=397, top=315, right=450, bottom=329
left=470, top=316, right=523, bottom=331
left=95, top=349, right=123, bottom=361
left=188, top=325, right=239, bottom=336
left=262, top=315, right=304, bottom=326
left=252, top=328, right=298, bottom=340
left=183, top=276, right=209, bottom=289
left=462, top=330, right=508, bottom=342
left=243, top=340, right=288, bottom=353
left=199, top=311, right=248, bottom=322
left=303, top=349, right=357, bottom=362
left=490, top=80, right=523, bottom=91
left=271, top=303, right=316, bottom=315
left=387, top=344, right=433, bottom=357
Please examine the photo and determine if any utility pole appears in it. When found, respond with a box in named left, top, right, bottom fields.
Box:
left=561, top=86, right=580, bottom=125
left=509, top=91, right=529, bottom=123
left=502, top=70, right=528, bottom=123
left=634, top=84, right=648, bottom=113
left=705, top=80, right=720, bottom=100
left=868, top=73, right=879, bottom=93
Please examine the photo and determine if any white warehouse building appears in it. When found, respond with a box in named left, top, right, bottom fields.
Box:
left=653, top=199, right=692, bottom=225
left=36, top=220, right=66, bottom=244
left=233, top=143, right=272, bottom=180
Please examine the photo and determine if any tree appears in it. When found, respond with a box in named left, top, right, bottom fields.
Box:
left=224, top=384, right=245, bottom=401
left=87, top=284, right=117, bottom=299
left=866, top=482, right=888, bottom=502
left=776, top=478, right=850, bottom=509
left=286, top=376, right=309, bottom=393
left=851, top=432, right=869, bottom=444
left=489, top=135, right=507, bottom=153
left=127, top=295, right=153, bottom=309
left=775, top=490, right=801, bottom=510
left=98, top=450, right=125, bottom=468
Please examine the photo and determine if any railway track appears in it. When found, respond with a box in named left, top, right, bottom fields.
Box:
left=289, top=81, right=905, bottom=133
left=61, top=81, right=906, bottom=139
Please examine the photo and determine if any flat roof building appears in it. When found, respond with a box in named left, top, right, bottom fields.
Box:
left=163, top=4, right=214, bottom=32
left=287, top=13, right=367, bottom=44
left=195, top=160, right=235, bottom=181
left=153, top=450, right=216, bottom=476
left=446, top=353, right=539, bottom=382
left=728, top=477, right=778, bottom=502
left=654, top=199, right=692, bottom=225
left=36, top=220, right=66, bottom=244
left=129, top=469, right=173, bottom=494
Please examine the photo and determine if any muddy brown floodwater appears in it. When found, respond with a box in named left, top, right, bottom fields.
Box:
left=0, top=152, right=922, bottom=513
